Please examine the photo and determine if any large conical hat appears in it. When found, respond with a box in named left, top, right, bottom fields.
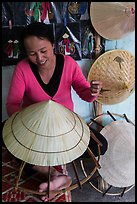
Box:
left=90, top=2, right=135, bottom=40
left=3, top=100, right=90, bottom=166
left=87, top=49, right=135, bottom=104
left=98, top=120, right=135, bottom=187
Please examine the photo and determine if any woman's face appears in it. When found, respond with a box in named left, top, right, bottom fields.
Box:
left=24, top=36, right=54, bottom=69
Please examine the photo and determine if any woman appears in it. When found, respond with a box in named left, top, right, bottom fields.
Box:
left=5, top=22, right=103, bottom=201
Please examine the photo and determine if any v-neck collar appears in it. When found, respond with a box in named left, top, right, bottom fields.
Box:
left=29, top=54, right=64, bottom=97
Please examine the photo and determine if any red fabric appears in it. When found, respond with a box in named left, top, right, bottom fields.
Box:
left=6, top=41, right=13, bottom=56
left=63, top=38, right=71, bottom=52
left=41, top=2, right=50, bottom=21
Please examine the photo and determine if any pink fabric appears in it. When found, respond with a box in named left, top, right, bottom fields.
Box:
left=6, top=55, right=97, bottom=117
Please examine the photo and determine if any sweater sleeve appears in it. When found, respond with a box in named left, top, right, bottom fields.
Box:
left=71, top=60, right=98, bottom=102
left=6, top=63, right=26, bottom=116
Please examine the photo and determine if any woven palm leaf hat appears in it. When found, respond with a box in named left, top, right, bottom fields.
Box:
left=98, top=120, right=135, bottom=187
left=90, top=2, right=135, bottom=40
left=87, top=49, right=135, bottom=104
left=3, top=100, right=90, bottom=166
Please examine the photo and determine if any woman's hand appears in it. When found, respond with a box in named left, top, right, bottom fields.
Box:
left=90, top=80, right=102, bottom=96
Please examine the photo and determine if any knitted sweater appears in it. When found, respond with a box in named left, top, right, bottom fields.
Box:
left=6, top=55, right=97, bottom=116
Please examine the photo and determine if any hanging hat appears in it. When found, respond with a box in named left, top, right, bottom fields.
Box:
left=98, top=120, right=135, bottom=187
left=2, top=100, right=90, bottom=166
left=87, top=49, right=135, bottom=104
left=90, top=2, right=135, bottom=40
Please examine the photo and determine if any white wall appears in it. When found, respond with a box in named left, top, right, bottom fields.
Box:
left=2, top=32, right=135, bottom=123
left=2, top=65, right=15, bottom=122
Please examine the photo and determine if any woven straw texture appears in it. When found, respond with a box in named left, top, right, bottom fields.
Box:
left=98, top=120, right=135, bottom=187
left=87, top=49, right=135, bottom=104
left=3, top=100, right=90, bottom=166
left=90, top=2, right=135, bottom=40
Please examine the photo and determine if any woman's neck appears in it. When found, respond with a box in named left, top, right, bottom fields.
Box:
left=38, top=54, right=56, bottom=84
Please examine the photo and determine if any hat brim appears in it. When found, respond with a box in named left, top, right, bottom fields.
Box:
left=3, top=100, right=90, bottom=166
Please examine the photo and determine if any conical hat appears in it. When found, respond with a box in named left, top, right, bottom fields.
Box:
left=90, top=2, right=135, bottom=40
left=87, top=49, right=135, bottom=104
left=2, top=100, right=90, bottom=166
left=98, top=120, right=135, bottom=187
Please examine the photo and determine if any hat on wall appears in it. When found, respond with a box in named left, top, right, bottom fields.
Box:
left=98, top=120, right=135, bottom=187
left=90, top=2, right=135, bottom=40
left=3, top=100, right=90, bottom=166
left=87, top=49, right=135, bottom=104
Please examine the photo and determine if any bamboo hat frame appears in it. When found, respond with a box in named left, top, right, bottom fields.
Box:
left=87, top=49, right=135, bottom=105
left=90, top=2, right=135, bottom=40
left=2, top=100, right=101, bottom=196
left=3, top=100, right=91, bottom=166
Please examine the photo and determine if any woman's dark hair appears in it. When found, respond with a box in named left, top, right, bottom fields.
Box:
left=19, top=22, right=55, bottom=53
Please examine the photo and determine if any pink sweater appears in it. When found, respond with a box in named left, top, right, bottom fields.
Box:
left=6, top=55, right=97, bottom=116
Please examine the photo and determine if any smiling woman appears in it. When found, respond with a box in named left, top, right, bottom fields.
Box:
left=4, top=22, right=103, bottom=202
left=24, top=35, right=56, bottom=84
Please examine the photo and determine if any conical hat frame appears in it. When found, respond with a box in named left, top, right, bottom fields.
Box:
left=3, top=100, right=93, bottom=166
left=2, top=100, right=102, bottom=196
left=81, top=112, right=135, bottom=196
left=2, top=136, right=101, bottom=197
left=2, top=143, right=101, bottom=197
left=14, top=143, right=101, bottom=196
